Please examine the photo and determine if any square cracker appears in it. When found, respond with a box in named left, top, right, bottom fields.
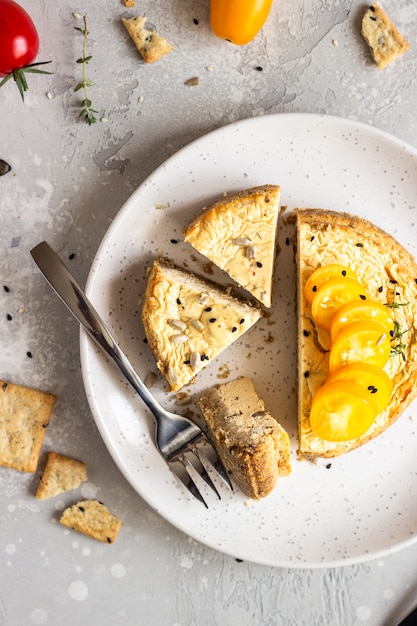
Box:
left=361, top=3, right=410, bottom=70
left=121, top=16, right=173, bottom=63
left=36, top=452, right=87, bottom=500
left=60, top=500, right=122, bottom=543
left=0, top=380, right=56, bottom=473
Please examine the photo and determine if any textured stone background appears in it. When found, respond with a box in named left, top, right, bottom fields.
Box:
left=1, top=1, right=417, bottom=624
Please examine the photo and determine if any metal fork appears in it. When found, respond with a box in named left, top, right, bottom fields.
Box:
left=30, top=241, right=232, bottom=507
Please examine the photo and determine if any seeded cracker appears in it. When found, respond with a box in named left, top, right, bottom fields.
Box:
left=361, top=3, right=410, bottom=70
left=121, top=16, right=173, bottom=63
left=60, top=500, right=122, bottom=543
left=0, top=380, right=55, bottom=473
left=36, top=452, right=87, bottom=500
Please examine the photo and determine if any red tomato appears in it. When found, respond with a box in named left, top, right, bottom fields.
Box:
left=0, top=0, right=51, bottom=100
left=0, top=0, right=39, bottom=75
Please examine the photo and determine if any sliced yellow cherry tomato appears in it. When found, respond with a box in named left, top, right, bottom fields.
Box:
left=210, top=0, right=273, bottom=45
left=310, top=380, right=376, bottom=441
left=311, top=277, right=369, bottom=331
left=327, top=363, right=393, bottom=415
left=328, top=320, right=391, bottom=374
left=330, top=299, right=394, bottom=342
left=304, top=264, right=358, bottom=304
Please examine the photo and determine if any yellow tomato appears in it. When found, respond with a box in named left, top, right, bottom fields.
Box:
left=310, top=380, right=376, bottom=441
left=330, top=299, right=394, bottom=342
left=210, top=0, right=273, bottom=45
left=304, top=264, right=358, bottom=304
left=311, top=277, right=369, bottom=331
left=327, top=363, right=393, bottom=415
left=328, top=320, right=391, bottom=373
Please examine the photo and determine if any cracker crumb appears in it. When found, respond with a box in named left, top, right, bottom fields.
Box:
left=184, top=77, right=200, bottom=87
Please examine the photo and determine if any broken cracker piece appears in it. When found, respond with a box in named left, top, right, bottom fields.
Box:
left=60, top=500, right=122, bottom=543
left=36, top=452, right=87, bottom=500
left=361, top=3, right=410, bottom=70
left=0, top=380, right=56, bottom=473
left=121, top=16, right=173, bottom=63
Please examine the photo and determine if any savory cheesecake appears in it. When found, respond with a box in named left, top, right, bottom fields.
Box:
left=142, top=259, right=262, bottom=391
left=182, top=185, right=281, bottom=307
left=294, top=209, right=417, bottom=459
left=198, top=377, right=291, bottom=499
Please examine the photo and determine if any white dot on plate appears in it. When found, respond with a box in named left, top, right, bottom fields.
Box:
left=5, top=544, right=16, bottom=555
left=111, top=563, right=126, bottom=578
left=80, top=482, right=99, bottom=499
left=68, top=580, right=88, bottom=602
left=30, top=608, right=48, bottom=624
left=356, top=606, right=372, bottom=621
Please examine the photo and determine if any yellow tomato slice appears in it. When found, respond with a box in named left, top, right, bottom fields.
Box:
left=327, top=363, right=393, bottom=415
left=304, top=264, right=358, bottom=304
left=328, top=320, right=391, bottom=373
left=311, top=277, right=369, bottom=331
left=330, top=299, right=395, bottom=342
left=310, top=380, right=376, bottom=441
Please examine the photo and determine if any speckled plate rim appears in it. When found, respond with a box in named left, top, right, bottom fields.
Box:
left=80, top=112, right=417, bottom=569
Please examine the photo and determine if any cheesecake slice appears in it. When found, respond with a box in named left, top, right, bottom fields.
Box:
left=198, top=377, right=291, bottom=499
left=182, top=185, right=281, bottom=307
left=294, top=208, right=417, bottom=459
left=142, top=259, right=262, bottom=391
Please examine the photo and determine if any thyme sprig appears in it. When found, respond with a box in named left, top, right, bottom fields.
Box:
left=385, top=294, right=411, bottom=361
left=74, top=14, right=98, bottom=125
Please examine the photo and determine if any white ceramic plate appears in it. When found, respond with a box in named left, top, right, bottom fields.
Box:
left=81, top=113, right=417, bottom=568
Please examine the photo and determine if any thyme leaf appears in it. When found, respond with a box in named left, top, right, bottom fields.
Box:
left=74, top=15, right=99, bottom=125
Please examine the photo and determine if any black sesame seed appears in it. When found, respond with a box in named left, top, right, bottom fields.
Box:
left=42, top=422, right=49, bottom=428
left=312, top=285, right=317, bottom=292
left=204, top=306, right=212, bottom=312
left=342, top=270, right=347, bottom=276
left=78, top=506, right=85, bottom=512
left=378, top=286, right=383, bottom=293
left=310, top=236, right=315, bottom=241
left=176, top=298, right=182, bottom=305
left=415, top=279, right=417, bottom=284
left=255, top=66, right=263, bottom=71
left=390, top=330, right=394, bottom=337
left=184, top=360, right=190, bottom=365
left=390, top=279, right=398, bottom=284
left=303, top=329, right=310, bottom=337
left=356, top=243, right=363, bottom=247
left=370, top=5, right=375, bottom=11
left=204, top=355, right=209, bottom=361
left=359, top=294, right=367, bottom=300
left=256, top=261, right=263, bottom=268
left=235, top=558, right=244, bottom=563
left=3, top=285, right=10, bottom=293
left=200, top=355, right=206, bottom=361
left=369, top=15, right=377, bottom=20
left=26, top=351, right=32, bottom=358
left=170, top=239, right=178, bottom=244
left=304, top=371, right=309, bottom=378
left=2, top=383, right=8, bottom=391
left=232, top=326, right=237, bottom=332
left=285, top=237, right=290, bottom=245
left=193, top=18, right=199, bottom=25
left=239, top=318, right=245, bottom=324
left=68, top=253, right=75, bottom=260
left=6, top=313, right=12, bottom=321
left=107, top=537, right=112, bottom=543
left=209, top=318, right=216, bottom=323
left=326, top=463, right=332, bottom=469
left=371, top=388, right=377, bottom=394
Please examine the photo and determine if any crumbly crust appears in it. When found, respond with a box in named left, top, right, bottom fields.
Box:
left=198, top=377, right=291, bottom=499
left=60, top=500, right=122, bottom=543
left=36, top=452, right=87, bottom=500
left=0, top=380, right=56, bottom=473
left=361, top=3, right=410, bottom=70
left=121, top=16, right=173, bottom=63
left=294, top=208, right=417, bottom=459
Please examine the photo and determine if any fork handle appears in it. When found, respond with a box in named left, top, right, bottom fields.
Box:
left=30, top=241, right=164, bottom=418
